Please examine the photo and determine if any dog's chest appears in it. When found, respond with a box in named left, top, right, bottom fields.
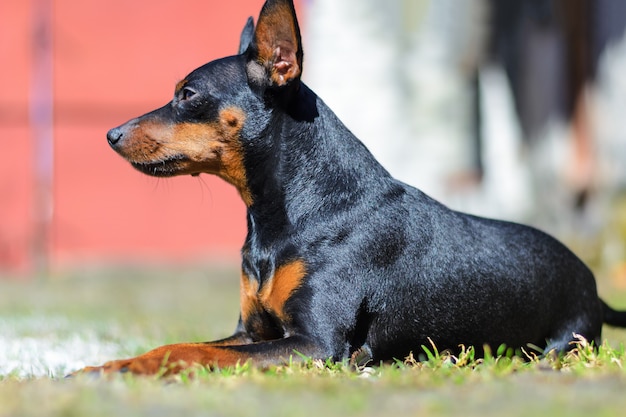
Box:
left=239, top=259, right=306, bottom=332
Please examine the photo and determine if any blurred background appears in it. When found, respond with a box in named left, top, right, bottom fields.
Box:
left=2, top=0, right=626, bottom=283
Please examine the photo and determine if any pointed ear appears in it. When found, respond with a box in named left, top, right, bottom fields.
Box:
left=238, top=17, right=255, bottom=55
left=248, top=0, right=303, bottom=87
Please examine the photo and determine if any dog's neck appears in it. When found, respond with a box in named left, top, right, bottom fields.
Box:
left=243, top=84, right=392, bottom=246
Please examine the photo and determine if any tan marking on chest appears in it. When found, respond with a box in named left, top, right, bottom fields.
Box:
left=240, top=259, right=307, bottom=324
left=240, top=270, right=261, bottom=324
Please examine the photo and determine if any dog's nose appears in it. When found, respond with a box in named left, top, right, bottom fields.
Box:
left=107, top=127, right=124, bottom=147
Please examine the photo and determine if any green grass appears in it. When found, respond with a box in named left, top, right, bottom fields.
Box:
left=2, top=264, right=626, bottom=417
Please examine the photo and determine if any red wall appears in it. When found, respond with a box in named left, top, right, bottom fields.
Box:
left=0, top=0, right=304, bottom=272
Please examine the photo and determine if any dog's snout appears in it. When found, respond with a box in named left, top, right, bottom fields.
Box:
left=107, top=127, right=124, bottom=147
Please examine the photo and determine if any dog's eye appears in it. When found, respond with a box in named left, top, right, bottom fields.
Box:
left=180, top=87, right=197, bottom=102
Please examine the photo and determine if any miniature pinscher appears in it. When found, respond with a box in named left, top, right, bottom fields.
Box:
left=80, top=0, right=626, bottom=375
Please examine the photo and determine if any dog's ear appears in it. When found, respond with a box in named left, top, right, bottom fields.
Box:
left=238, top=17, right=255, bottom=55
left=246, top=0, right=303, bottom=88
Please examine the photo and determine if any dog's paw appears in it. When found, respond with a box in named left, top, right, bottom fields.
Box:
left=349, top=344, right=373, bottom=368
left=67, top=360, right=135, bottom=378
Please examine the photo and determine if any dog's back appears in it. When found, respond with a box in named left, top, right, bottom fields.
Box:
left=282, top=108, right=603, bottom=359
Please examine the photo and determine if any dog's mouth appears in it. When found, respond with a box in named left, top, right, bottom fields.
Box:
left=130, top=154, right=191, bottom=177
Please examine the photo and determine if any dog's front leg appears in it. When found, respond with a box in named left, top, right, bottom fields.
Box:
left=75, top=334, right=322, bottom=376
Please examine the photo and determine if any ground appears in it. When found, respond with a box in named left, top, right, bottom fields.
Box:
left=1, top=264, right=626, bottom=417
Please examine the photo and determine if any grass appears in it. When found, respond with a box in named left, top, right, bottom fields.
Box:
left=2, top=264, right=626, bottom=417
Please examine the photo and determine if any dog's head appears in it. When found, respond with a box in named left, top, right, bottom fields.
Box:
left=106, top=0, right=303, bottom=207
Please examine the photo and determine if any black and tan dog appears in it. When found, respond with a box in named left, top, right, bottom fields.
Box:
left=82, top=0, right=626, bottom=375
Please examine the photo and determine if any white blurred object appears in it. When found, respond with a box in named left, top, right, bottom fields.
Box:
left=0, top=316, right=125, bottom=378
left=473, top=65, right=532, bottom=220
left=305, top=0, right=488, bottom=201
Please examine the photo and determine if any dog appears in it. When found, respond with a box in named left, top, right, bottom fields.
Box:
left=80, top=0, right=626, bottom=375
